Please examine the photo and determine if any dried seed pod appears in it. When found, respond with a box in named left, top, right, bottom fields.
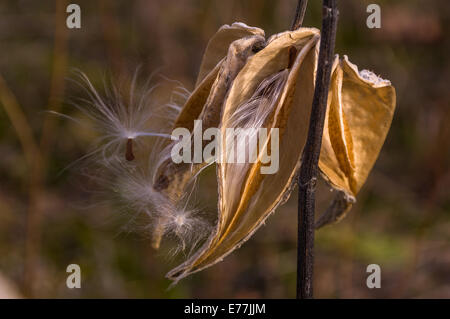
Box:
left=167, top=28, right=321, bottom=281
left=151, top=23, right=265, bottom=248
left=316, top=55, right=396, bottom=227
left=196, top=22, right=265, bottom=87
left=174, top=22, right=265, bottom=133
left=154, top=30, right=266, bottom=200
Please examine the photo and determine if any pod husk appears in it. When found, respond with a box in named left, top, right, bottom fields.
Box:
left=316, top=55, right=396, bottom=227
left=171, top=22, right=264, bottom=139
left=196, top=22, right=265, bottom=87
left=167, top=28, right=320, bottom=281
left=151, top=24, right=265, bottom=249
left=154, top=29, right=266, bottom=200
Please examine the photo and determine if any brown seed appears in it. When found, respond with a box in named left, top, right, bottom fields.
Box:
left=125, top=138, right=135, bottom=161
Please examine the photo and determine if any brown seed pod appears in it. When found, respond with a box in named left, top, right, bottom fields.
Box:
left=151, top=23, right=265, bottom=249
left=167, top=28, right=321, bottom=281
left=195, top=23, right=265, bottom=87
left=153, top=26, right=266, bottom=200
left=316, top=55, right=396, bottom=227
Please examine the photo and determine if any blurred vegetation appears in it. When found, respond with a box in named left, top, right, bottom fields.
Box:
left=0, top=0, right=449, bottom=298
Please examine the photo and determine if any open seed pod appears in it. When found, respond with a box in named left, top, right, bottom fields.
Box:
left=316, top=55, right=396, bottom=228
left=173, top=23, right=265, bottom=134
left=150, top=23, right=265, bottom=249
left=167, top=27, right=321, bottom=281
left=153, top=23, right=265, bottom=198
left=196, top=22, right=266, bottom=87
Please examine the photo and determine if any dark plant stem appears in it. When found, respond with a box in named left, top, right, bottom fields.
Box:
left=296, top=0, right=338, bottom=299
left=291, top=0, right=309, bottom=30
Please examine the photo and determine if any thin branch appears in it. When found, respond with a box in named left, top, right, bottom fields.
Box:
left=24, top=0, right=69, bottom=297
left=291, top=0, right=309, bottom=30
left=297, top=0, right=338, bottom=299
left=0, top=74, right=41, bottom=168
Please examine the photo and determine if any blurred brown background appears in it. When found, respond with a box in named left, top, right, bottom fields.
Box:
left=0, top=0, right=449, bottom=298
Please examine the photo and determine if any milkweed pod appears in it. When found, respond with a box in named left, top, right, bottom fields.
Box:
left=167, top=28, right=320, bottom=281
left=316, top=55, right=396, bottom=228
left=174, top=23, right=265, bottom=132
left=196, top=22, right=265, bottom=87
left=154, top=25, right=266, bottom=199
left=151, top=24, right=265, bottom=249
